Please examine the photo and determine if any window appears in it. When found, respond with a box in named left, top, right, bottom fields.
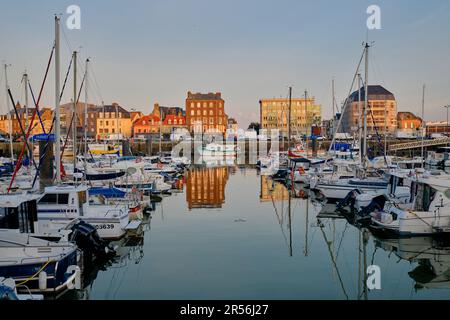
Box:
left=191, top=110, right=195, bottom=116
left=210, top=110, right=214, bottom=116
left=39, top=193, right=69, bottom=205
left=106, top=121, right=109, bottom=126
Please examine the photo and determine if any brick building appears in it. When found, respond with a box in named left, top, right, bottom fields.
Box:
left=186, top=92, right=228, bottom=134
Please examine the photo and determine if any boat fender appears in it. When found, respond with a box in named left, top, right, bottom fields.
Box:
left=39, top=272, right=48, bottom=290
left=0, top=285, right=19, bottom=301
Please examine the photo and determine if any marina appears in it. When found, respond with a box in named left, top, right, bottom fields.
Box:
left=1, top=1, right=450, bottom=306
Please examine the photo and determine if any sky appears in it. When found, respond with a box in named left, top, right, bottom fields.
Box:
left=0, top=0, right=449, bottom=128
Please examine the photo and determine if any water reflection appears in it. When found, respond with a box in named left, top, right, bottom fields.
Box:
left=374, top=236, right=450, bottom=290
left=186, top=166, right=230, bottom=210
left=57, top=166, right=450, bottom=300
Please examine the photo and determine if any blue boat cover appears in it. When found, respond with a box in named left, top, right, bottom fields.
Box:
left=89, top=187, right=126, bottom=199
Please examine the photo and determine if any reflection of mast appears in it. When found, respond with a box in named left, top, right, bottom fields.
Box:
left=363, top=229, right=369, bottom=300
left=358, top=230, right=362, bottom=300
left=303, top=193, right=309, bottom=257
left=319, top=221, right=349, bottom=299
left=288, top=191, right=293, bottom=257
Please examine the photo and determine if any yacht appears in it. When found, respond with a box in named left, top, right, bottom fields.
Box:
left=0, top=194, right=79, bottom=295
left=37, top=185, right=134, bottom=240
left=369, top=173, right=450, bottom=237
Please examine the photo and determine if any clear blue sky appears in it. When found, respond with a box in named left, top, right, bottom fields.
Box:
left=1, top=0, right=449, bottom=128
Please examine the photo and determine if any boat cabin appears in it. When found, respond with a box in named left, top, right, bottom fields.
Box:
left=0, top=194, right=41, bottom=233
left=38, top=185, right=89, bottom=218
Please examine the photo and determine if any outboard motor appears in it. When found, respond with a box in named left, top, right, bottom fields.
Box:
left=358, top=195, right=388, bottom=218
left=69, top=221, right=116, bottom=265
left=337, top=189, right=361, bottom=212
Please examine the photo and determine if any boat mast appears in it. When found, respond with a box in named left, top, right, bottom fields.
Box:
left=363, top=43, right=369, bottom=167
left=357, top=73, right=362, bottom=165
left=304, top=90, right=308, bottom=155
left=4, top=63, right=14, bottom=161
left=23, top=71, right=29, bottom=161
left=84, top=59, right=89, bottom=159
left=72, top=51, right=77, bottom=173
left=332, top=78, right=336, bottom=141
left=288, top=86, right=292, bottom=151
left=55, top=16, right=62, bottom=183
left=421, top=84, right=425, bottom=167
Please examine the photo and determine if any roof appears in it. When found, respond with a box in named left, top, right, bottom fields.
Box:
left=163, top=114, right=185, bottom=125
left=187, top=92, right=223, bottom=101
left=397, top=112, right=422, bottom=122
left=100, top=104, right=131, bottom=118
left=349, top=85, right=395, bottom=102
left=134, top=115, right=160, bottom=126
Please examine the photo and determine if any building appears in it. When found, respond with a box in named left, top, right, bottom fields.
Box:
left=259, top=97, right=322, bottom=137
left=186, top=92, right=228, bottom=134
left=153, top=103, right=185, bottom=120
left=0, top=104, right=54, bottom=137
left=341, top=85, right=397, bottom=135
left=226, top=118, right=238, bottom=140
left=96, top=103, right=132, bottom=140
left=426, top=121, right=450, bottom=135
left=186, top=167, right=229, bottom=210
left=133, top=114, right=161, bottom=136
left=396, top=112, right=422, bottom=138
left=162, top=114, right=187, bottom=134
left=60, top=102, right=101, bottom=139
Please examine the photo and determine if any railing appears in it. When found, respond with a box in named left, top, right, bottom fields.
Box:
left=389, top=137, right=450, bottom=151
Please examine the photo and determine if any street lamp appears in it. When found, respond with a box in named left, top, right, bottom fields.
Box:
left=445, top=105, right=450, bottom=135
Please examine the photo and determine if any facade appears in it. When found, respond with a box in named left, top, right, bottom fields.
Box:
left=341, top=85, right=397, bottom=135
left=60, top=102, right=101, bottom=139
left=0, top=104, right=54, bottom=137
left=426, top=121, right=450, bottom=135
left=96, top=103, right=132, bottom=139
left=133, top=114, right=161, bottom=136
left=226, top=118, right=239, bottom=140
left=162, top=114, right=186, bottom=134
left=186, top=92, right=228, bottom=134
left=396, top=112, right=422, bottom=137
left=186, top=167, right=229, bottom=210
left=259, top=97, right=322, bottom=137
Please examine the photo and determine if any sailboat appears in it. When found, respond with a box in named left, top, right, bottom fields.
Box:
left=315, top=43, right=388, bottom=201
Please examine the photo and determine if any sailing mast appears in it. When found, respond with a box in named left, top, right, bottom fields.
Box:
left=23, top=71, right=29, bottom=161
left=288, top=87, right=292, bottom=151
left=357, top=73, right=362, bottom=165
left=55, top=16, right=62, bottom=183
left=4, top=63, right=14, bottom=161
left=84, top=59, right=89, bottom=162
left=362, top=43, right=370, bottom=168
left=72, top=51, right=77, bottom=174
left=421, top=84, right=425, bottom=167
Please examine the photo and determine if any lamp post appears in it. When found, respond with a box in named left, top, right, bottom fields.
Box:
left=444, top=105, right=450, bottom=135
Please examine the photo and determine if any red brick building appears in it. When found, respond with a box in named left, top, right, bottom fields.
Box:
left=133, top=114, right=161, bottom=136
left=186, top=92, right=228, bottom=134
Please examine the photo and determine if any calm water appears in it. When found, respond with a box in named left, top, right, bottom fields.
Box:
left=63, top=165, right=450, bottom=300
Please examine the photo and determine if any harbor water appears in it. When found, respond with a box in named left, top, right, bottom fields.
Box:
left=62, top=165, right=450, bottom=300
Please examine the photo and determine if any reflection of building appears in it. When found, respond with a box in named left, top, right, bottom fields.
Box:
left=186, top=167, right=229, bottom=210
left=259, top=97, right=322, bottom=137
left=341, top=85, right=397, bottom=135
left=260, top=176, right=289, bottom=202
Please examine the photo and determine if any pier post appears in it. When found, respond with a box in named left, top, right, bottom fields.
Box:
left=39, top=140, right=54, bottom=190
